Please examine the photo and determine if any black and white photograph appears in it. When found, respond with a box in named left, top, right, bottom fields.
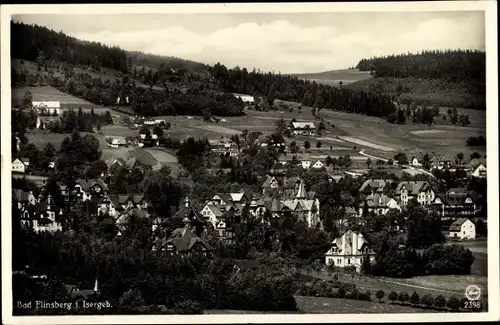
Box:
left=1, top=2, right=498, bottom=324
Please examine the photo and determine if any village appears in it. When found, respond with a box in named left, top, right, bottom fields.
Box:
left=8, top=13, right=492, bottom=315
left=12, top=98, right=488, bottom=290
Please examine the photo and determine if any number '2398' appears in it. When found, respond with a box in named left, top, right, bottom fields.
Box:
left=464, top=300, right=482, bottom=309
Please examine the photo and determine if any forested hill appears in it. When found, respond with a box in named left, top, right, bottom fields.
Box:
left=11, top=21, right=129, bottom=73
left=11, top=21, right=208, bottom=74
left=356, top=50, right=485, bottom=83
left=11, top=21, right=398, bottom=119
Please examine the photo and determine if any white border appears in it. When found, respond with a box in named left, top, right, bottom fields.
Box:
left=1, top=2, right=498, bottom=324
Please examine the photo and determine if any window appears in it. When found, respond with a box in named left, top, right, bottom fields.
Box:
left=347, top=259, right=351, bottom=265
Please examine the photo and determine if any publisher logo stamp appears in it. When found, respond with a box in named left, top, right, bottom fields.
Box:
left=465, top=285, right=481, bottom=301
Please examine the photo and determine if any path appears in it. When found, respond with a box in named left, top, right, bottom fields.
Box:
left=358, top=150, right=436, bottom=179
left=376, top=278, right=462, bottom=295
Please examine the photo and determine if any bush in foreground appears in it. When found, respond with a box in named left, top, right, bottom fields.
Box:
left=446, top=296, right=461, bottom=311
left=388, top=291, right=398, bottom=304
left=375, top=290, right=385, bottom=302
left=409, top=292, right=420, bottom=305
left=398, top=291, right=409, bottom=305
left=420, top=294, right=434, bottom=308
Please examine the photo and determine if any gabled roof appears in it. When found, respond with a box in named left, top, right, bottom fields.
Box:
left=166, top=226, right=213, bottom=252
left=229, top=192, right=245, bottom=202
left=395, top=181, right=432, bottom=195
left=363, top=193, right=394, bottom=207
left=261, top=175, right=279, bottom=188
left=204, top=204, right=224, bottom=217
left=449, top=218, right=471, bottom=231
left=75, top=178, right=109, bottom=191
left=468, top=158, right=487, bottom=168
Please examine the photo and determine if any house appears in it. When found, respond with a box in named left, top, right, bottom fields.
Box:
left=30, top=194, right=63, bottom=233
left=65, top=280, right=100, bottom=301
left=269, top=162, right=287, bottom=175
left=431, top=155, right=455, bottom=171
left=144, top=118, right=156, bottom=126
left=107, top=136, right=127, bottom=148
left=311, top=160, right=325, bottom=169
left=95, top=195, right=122, bottom=217
left=116, top=209, right=149, bottom=232
left=437, top=188, right=480, bottom=218
left=261, top=175, right=281, bottom=194
left=268, top=181, right=321, bottom=228
left=36, top=116, right=60, bottom=129
left=410, top=156, right=422, bottom=167
left=73, top=178, right=109, bottom=201
left=394, top=181, right=436, bottom=206
left=278, top=153, right=311, bottom=169
left=208, top=137, right=239, bottom=157
left=204, top=168, right=232, bottom=177
left=289, top=121, right=316, bottom=136
left=233, top=93, right=255, bottom=103
left=469, top=159, right=487, bottom=179
left=359, top=193, right=401, bottom=216
left=105, top=157, right=138, bottom=174
left=200, top=204, right=224, bottom=227
left=153, top=212, right=214, bottom=256
left=32, top=101, right=61, bottom=115
left=448, top=218, right=476, bottom=239
left=13, top=189, right=38, bottom=228
left=324, top=230, right=375, bottom=272
left=12, top=158, right=29, bottom=173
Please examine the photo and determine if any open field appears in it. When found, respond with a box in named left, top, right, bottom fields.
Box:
left=101, top=124, right=139, bottom=138
left=196, top=125, right=242, bottom=135
left=12, top=174, right=48, bottom=185
left=293, top=295, right=429, bottom=313
left=293, top=69, right=373, bottom=86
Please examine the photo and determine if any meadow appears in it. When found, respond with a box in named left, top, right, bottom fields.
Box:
left=293, top=69, right=373, bottom=86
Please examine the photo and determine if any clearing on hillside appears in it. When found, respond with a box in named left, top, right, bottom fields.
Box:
left=12, top=86, right=97, bottom=109
left=293, top=69, right=373, bottom=86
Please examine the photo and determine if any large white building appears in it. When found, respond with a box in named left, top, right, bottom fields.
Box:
left=325, top=230, right=375, bottom=272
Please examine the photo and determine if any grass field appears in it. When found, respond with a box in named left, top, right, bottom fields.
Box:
left=293, top=295, right=430, bottom=314
left=293, top=69, right=373, bottom=86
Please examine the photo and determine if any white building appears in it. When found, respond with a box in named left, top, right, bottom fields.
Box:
left=233, top=93, right=255, bottom=103
left=290, top=121, right=316, bottom=136
left=471, top=164, right=487, bottom=178
left=12, top=158, right=29, bottom=173
left=410, top=156, right=422, bottom=167
left=359, top=193, right=401, bottom=216
left=395, top=181, right=435, bottom=206
left=325, top=230, right=375, bottom=272
left=311, top=160, right=325, bottom=169
left=32, top=101, right=61, bottom=115
left=448, top=218, right=476, bottom=239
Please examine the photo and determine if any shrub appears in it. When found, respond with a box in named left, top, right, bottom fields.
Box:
left=398, top=291, right=410, bottom=305
left=337, top=287, right=346, bottom=298
left=358, top=290, right=371, bottom=302
left=420, top=294, right=434, bottom=308
left=375, top=290, right=385, bottom=302
left=388, top=291, right=398, bottom=304
left=434, top=295, right=447, bottom=309
left=173, top=300, right=203, bottom=314
left=409, top=291, right=420, bottom=305
left=446, top=296, right=461, bottom=310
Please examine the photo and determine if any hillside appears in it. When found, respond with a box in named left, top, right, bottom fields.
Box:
left=351, top=50, right=486, bottom=109
left=291, top=69, right=373, bottom=85
left=11, top=21, right=418, bottom=122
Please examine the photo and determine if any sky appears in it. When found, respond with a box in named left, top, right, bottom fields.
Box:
left=13, top=11, right=485, bottom=73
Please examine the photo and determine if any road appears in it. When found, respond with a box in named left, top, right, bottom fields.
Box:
left=358, top=150, right=436, bottom=179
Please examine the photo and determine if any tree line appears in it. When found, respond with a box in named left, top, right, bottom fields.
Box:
left=211, top=63, right=398, bottom=119
left=11, top=22, right=129, bottom=73
left=356, top=50, right=485, bottom=83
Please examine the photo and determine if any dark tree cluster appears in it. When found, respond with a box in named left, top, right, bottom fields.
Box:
left=131, top=87, right=245, bottom=117
left=370, top=242, right=475, bottom=278
left=356, top=50, right=485, bottom=83
left=210, top=63, right=398, bottom=119
left=466, top=136, right=486, bottom=146
left=11, top=22, right=128, bottom=73
left=48, top=108, right=113, bottom=133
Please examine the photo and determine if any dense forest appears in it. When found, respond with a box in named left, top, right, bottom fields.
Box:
left=356, top=50, right=485, bottom=83
left=210, top=63, right=398, bottom=118
left=11, top=21, right=129, bottom=73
